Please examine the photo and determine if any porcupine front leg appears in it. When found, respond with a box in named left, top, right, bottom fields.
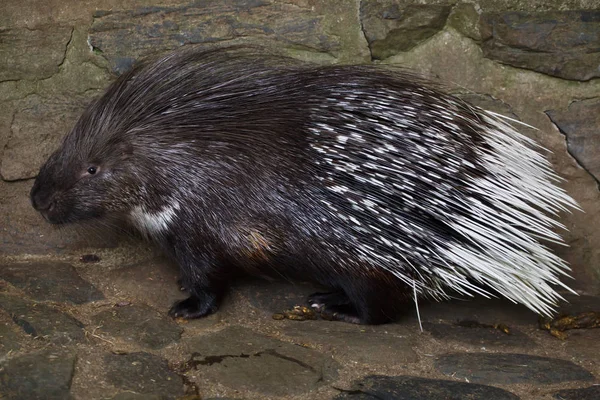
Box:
left=168, top=251, right=231, bottom=319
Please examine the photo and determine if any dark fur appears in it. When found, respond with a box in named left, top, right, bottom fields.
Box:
left=30, top=46, right=565, bottom=324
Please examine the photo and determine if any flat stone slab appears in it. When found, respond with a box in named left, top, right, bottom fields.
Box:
left=435, top=353, right=594, bottom=385
left=419, top=297, right=538, bottom=326
left=182, top=325, right=340, bottom=396
left=335, top=375, right=519, bottom=400
left=282, top=320, right=418, bottom=365
left=0, top=320, right=22, bottom=356
left=423, top=322, right=535, bottom=349
left=552, top=386, right=600, bottom=400
left=0, top=349, right=76, bottom=400
left=0, top=261, right=104, bottom=304
left=562, top=330, right=600, bottom=364
left=104, top=352, right=184, bottom=399
left=0, top=294, right=85, bottom=344
left=90, top=304, right=182, bottom=349
left=111, top=394, right=164, bottom=400
left=105, top=257, right=185, bottom=311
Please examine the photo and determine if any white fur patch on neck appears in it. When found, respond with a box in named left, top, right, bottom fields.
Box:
left=130, top=202, right=179, bottom=236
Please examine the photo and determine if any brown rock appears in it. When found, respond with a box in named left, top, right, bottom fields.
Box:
left=1, top=93, right=93, bottom=181
left=0, top=25, right=73, bottom=81
left=546, top=98, right=600, bottom=186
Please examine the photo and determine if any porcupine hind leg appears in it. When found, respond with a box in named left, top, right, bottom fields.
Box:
left=308, top=281, right=396, bottom=324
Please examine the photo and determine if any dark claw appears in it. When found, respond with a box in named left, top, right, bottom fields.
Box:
left=168, top=295, right=218, bottom=319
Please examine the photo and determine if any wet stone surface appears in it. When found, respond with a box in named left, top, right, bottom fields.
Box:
left=0, top=349, right=77, bottom=400
left=90, top=303, right=182, bottom=349
left=0, top=294, right=85, bottom=344
left=335, top=375, right=520, bottom=400
left=0, top=261, right=104, bottom=304
left=104, top=352, right=184, bottom=399
left=435, top=353, right=595, bottom=384
left=182, top=325, right=340, bottom=396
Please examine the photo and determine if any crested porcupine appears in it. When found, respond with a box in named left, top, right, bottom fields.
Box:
left=30, top=46, right=579, bottom=324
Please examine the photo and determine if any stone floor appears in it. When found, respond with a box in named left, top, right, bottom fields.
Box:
left=0, top=244, right=599, bottom=400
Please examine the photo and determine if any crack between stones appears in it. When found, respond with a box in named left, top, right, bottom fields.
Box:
left=57, top=27, right=75, bottom=70
left=544, top=110, right=600, bottom=191
left=0, top=108, right=18, bottom=182
left=181, top=348, right=319, bottom=374
left=357, top=0, right=373, bottom=61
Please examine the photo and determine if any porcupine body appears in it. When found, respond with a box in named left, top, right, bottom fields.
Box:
left=30, top=46, right=578, bottom=324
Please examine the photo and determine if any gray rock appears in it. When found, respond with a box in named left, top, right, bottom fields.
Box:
left=0, top=25, right=72, bottom=81
left=103, top=352, right=184, bottom=399
left=480, top=11, right=600, bottom=81
left=546, top=99, right=600, bottom=186
left=435, top=353, right=594, bottom=384
left=90, top=304, right=182, bottom=349
left=182, top=325, right=340, bottom=396
left=0, top=294, right=85, bottom=344
left=553, top=385, right=600, bottom=400
left=335, top=375, right=519, bottom=399
left=282, top=320, right=418, bottom=365
left=1, top=93, right=94, bottom=181
left=422, top=322, right=535, bottom=349
left=0, top=349, right=76, bottom=400
left=0, top=261, right=104, bottom=304
left=360, top=1, right=451, bottom=60
left=88, top=0, right=341, bottom=75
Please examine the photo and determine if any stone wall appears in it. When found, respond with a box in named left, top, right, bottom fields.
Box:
left=1, top=0, right=599, bottom=291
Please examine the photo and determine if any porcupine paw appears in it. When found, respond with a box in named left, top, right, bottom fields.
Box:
left=168, top=295, right=218, bottom=319
left=307, top=291, right=351, bottom=312
left=307, top=291, right=362, bottom=324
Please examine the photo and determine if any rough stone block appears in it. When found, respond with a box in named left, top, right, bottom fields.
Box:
left=480, top=11, right=600, bottom=81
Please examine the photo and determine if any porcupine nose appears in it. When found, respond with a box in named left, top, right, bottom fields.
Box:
left=30, top=181, right=54, bottom=214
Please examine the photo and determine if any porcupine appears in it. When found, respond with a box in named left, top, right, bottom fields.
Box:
left=30, top=46, right=579, bottom=324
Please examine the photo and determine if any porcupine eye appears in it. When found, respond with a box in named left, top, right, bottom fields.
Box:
left=87, top=166, right=97, bottom=175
